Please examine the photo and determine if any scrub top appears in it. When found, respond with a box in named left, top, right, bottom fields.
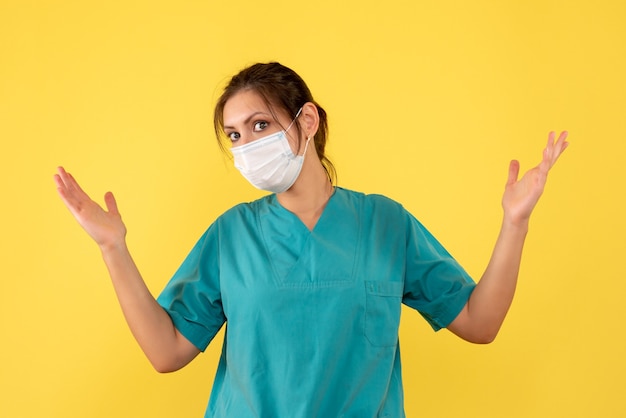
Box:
left=157, top=187, right=475, bottom=418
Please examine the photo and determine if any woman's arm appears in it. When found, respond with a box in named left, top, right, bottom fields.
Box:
left=54, top=167, right=200, bottom=372
left=447, top=131, right=569, bottom=343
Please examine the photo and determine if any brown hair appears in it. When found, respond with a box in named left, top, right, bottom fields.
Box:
left=214, top=62, right=336, bottom=184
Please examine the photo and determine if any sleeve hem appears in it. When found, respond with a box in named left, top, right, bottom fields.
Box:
left=165, top=309, right=221, bottom=352
left=434, top=283, right=475, bottom=331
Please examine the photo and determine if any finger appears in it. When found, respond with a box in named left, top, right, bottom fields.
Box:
left=54, top=170, right=81, bottom=208
left=542, top=131, right=562, bottom=171
left=55, top=178, right=84, bottom=215
left=548, top=131, right=569, bottom=166
left=556, top=131, right=569, bottom=155
left=56, top=166, right=73, bottom=187
left=507, top=160, right=520, bottom=187
left=53, top=172, right=65, bottom=191
left=539, top=144, right=553, bottom=174
left=56, top=167, right=77, bottom=190
left=54, top=174, right=73, bottom=206
left=104, top=191, right=120, bottom=216
left=57, top=166, right=90, bottom=199
left=55, top=167, right=97, bottom=216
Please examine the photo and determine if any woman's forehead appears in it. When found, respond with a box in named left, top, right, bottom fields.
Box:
left=224, top=90, right=266, bottom=115
left=223, top=89, right=287, bottom=126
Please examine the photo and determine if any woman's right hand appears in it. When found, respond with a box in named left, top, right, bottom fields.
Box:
left=54, top=167, right=127, bottom=250
left=55, top=167, right=201, bottom=371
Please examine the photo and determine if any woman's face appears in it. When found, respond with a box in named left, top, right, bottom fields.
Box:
left=222, top=89, right=299, bottom=150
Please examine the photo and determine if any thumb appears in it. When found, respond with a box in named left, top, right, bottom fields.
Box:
left=104, top=191, right=120, bottom=215
left=507, top=160, right=520, bottom=187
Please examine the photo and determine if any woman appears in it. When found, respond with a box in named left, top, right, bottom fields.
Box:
left=54, top=62, right=568, bottom=417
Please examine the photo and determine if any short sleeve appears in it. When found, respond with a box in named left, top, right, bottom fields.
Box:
left=402, top=213, right=476, bottom=331
left=157, top=223, right=226, bottom=351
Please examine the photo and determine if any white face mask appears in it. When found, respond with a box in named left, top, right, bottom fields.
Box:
left=231, top=108, right=311, bottom=193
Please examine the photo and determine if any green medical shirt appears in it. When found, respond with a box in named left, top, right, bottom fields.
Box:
left=157, top=187, right=475, bottom=417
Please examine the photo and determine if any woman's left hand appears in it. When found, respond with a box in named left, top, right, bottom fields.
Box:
left=502, top=131, right=569, bottom=226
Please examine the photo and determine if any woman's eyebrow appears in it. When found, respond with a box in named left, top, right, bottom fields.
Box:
left=224, top=111, right=270, bottom=130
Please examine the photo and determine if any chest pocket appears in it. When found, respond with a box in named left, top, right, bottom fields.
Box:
left=364, top=281, right=404, bottom=347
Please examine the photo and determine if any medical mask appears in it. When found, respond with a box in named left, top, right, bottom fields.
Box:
left=231, top=108, right=312, bottom=193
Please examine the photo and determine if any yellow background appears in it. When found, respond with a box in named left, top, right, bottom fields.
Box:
left=1, top=1, right=624, bottom=417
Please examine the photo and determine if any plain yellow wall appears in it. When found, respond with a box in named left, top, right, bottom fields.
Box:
left=1, top=1, right=624, bottom=417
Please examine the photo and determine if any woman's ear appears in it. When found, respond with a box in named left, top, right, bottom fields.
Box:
left=300, top=102, right=320, bottom=139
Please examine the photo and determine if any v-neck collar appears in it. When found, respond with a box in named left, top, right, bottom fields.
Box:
left=258, top=188, right=360, bottom=288
left=270, top=186, right=338, bottom=234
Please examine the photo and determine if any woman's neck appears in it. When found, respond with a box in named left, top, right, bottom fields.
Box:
left=277, top=157, right=334, bottom=231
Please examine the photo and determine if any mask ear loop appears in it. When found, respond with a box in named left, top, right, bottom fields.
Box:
left=284, top=107, right=303, bottom=133
left=301, top=135, right=312, bottom=158
left=285, top=107, right=309, bottom=157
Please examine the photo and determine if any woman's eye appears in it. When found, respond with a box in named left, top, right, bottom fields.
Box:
left=253, top=121, right=268, bottom=131
left=228, top=132, right=240, bottom=142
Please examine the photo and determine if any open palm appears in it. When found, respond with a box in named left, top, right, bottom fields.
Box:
left=54, top=167, right=127, bottom=248
left=502, top=131, right=569, bottom=225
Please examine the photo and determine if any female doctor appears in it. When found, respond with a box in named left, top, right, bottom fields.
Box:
left=54, top=62, right=568, bottom=417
